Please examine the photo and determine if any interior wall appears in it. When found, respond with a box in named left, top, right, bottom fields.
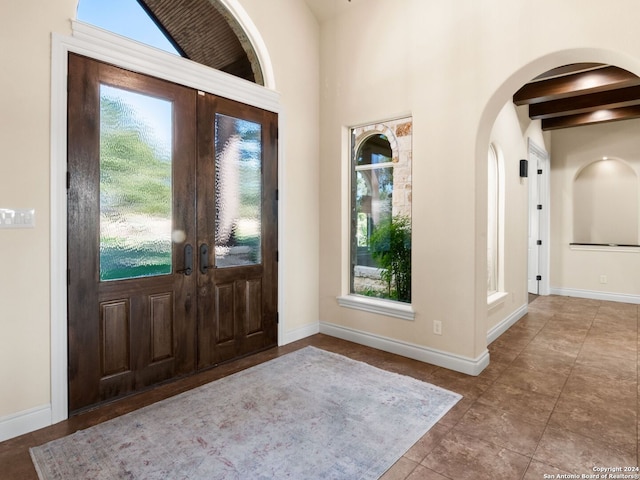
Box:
left=0, top=0, right=320, bottom=424
left=0, top=0, right=77, bottom=419
left=550, top=118, right=640, bottom=298
left=317, top=0, right=640, bottom=366
left=237, top=0, right=321, bottom=339
left=486, top=102, right=544, bottom=332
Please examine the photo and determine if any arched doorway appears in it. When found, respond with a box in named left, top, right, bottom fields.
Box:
left=476, top=49, right=640, bottom=343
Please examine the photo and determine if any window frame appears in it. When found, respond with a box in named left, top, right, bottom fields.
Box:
left=487, top=143, right=506, bottom=309
left=338, top=117, right=415, bottom=320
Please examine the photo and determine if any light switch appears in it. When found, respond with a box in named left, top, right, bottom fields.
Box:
left=0, top=208, right=35, bottom=228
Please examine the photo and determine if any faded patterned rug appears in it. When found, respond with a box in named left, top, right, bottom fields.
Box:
left=31, top=346, right=461, bottom=479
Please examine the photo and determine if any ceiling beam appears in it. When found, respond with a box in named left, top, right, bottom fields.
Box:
left=531, top=63, right=604, bottom=81
left=529, top=84, right=640, bottom=119
left=514, top=66, right=640, bottom=106
left=541, top=104, right=640, bottom=130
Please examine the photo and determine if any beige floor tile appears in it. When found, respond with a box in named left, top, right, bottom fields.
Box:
left=406, top=465, right=452, bottom=480
left=422, top=430, right=530, bottom=480
left=477, top=382, right=557, bottom=424
left=379, top=457, right=419, bottom=480
left=496, top=364, right=568, bottom=397
left=404, top=424, right=450, bottom=463
left=510, top=346, right=576, bottom=376
left=453, top=403, right=546, bottom=456
left=523, top=460, right=574, bottom=480
left=534, top=426, right=637, bottom=474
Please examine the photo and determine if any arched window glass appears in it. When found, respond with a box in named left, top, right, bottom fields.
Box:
left=573, top=158, right=638, bottom=245
left=487, top=144, right=499, bottom=295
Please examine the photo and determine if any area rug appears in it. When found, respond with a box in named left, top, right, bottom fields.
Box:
left=30, top=346, right=461, bottom=479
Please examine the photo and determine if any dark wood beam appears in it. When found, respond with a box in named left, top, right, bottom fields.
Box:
left=532, top=63, right=604, bottom=81
left=514, top=66, right=640, bottom=105
left=541, top=104, right=640, bottom=130
left=529, top=84, right=640, bottom=119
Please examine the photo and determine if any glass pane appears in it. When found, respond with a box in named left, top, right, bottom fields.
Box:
left=354, top=167, right=393, bottom=270
left=356, top=134, right=392, bottom=166
left=215, top=113, right=262, bottom=267
left=99, top=84, right=173, bottom=281
left=351, top=118, right=412, bottom=303
left=77, top=0, right=180, bottom=56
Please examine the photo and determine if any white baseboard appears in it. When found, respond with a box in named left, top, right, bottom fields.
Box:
left=0, top=404, right=51, bottom=442
left=279, top=322, right=320, bottom=346
left=487, top=303, right=528, bottom=344
left=550, top=287, right=640, bottom=305
left=319, top=321, right=489, bottom=376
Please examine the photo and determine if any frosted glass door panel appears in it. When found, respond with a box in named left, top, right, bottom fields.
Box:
left=99, top=84, right=173, bottom=281
left=214, top=114, right=262, bottom=267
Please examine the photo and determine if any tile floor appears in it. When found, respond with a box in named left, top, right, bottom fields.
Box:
left=0, top=295, right=637, bottom=479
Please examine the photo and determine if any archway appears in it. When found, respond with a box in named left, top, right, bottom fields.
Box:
left=475, top=48, right=640, bottom=346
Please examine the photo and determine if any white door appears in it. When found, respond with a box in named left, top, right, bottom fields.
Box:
left=528, top=140, right=549, bottom=295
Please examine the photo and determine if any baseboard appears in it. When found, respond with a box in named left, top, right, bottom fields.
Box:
left=279, top=322, right=320, bottom=346
left=487, top=303, right=528, bottom=344
left=550, top=287, right=640, bottom=305
left=319, top=321, right=489, bottom=376
left=0, top=404, right=51, bottom=442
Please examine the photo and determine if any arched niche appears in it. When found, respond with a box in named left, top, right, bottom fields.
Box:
left=573, top=158, right=638, bottom=245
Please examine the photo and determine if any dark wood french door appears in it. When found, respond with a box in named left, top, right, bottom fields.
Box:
left=67, top=54, right=278, bottom=413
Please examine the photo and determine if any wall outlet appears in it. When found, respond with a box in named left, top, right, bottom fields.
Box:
left=599, top=275, right=607, bottom=284
left=433, top=320, right=442, bottom=335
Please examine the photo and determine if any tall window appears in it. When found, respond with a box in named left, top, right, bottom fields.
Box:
left=487, top=144, right=499, bottom=295
left=350, top=118, right=412, bottom=303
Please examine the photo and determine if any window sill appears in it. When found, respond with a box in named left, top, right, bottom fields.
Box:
left=570, top=243, right=640, bottom=253
left=487, top=291, right=508, bottom=312
left=337, top=295, right=415, bottom=321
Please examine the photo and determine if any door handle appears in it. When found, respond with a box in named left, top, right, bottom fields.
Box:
left=177, top=244, right=193, bottom=275
left=200, top=243, right=213, bottom=274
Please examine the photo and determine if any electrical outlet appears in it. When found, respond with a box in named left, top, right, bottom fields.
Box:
left=433, top=320, right=442, bottom=335
left=599, top=275, right=607, bottom=284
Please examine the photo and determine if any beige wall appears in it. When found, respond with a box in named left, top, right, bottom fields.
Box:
left=551, top=119, right=640, bottom=296
left=238, top=0, right=321, bottom=338
left=486, top=102, right=544, bottom=332
left=317, top=0, right=640, bottom=364
left=0, top=0, right=76, bottom=418
left=0, top=0, right=320, bottom=423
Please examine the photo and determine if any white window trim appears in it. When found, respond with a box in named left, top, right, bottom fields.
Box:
left=337, top=294, right=416, bottom=321
left=345, top=119, right=413, bottom=315
left=487, top=142, right=505, bottom=298
left=487, top=291, right=508, bottom=312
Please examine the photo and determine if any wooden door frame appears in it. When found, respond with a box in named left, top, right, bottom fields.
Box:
left=50, top=21, right=282, bottom=424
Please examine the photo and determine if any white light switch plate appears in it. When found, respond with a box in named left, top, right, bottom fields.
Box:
left=0, top=208, right=35, bottom=228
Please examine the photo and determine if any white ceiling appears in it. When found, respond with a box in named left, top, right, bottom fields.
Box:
left=303, top=0, right=356, bottom=22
